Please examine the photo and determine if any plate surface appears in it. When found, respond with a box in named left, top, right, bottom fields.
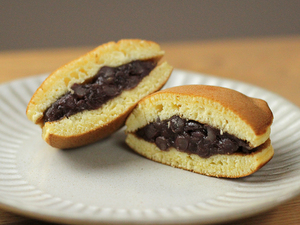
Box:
left=0, top=70, right=300, bottom=224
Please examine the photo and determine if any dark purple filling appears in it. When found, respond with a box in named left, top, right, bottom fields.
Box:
left=44, top=60, right=157, bottom=123
left=136, top=115, right=255, bottom=158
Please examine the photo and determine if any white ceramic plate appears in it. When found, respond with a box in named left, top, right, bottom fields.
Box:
left=0, top=69, right=300, bottom=225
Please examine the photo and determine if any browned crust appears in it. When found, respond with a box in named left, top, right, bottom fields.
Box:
left=148, top=85, right=273, bottom=136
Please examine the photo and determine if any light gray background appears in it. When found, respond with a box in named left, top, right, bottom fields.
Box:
left=1, top=0, right=300, bottom=51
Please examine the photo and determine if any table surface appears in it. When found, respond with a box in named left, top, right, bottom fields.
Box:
left=0, top=36, right=300, bottom=225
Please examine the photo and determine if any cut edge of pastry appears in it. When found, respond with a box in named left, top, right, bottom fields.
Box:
left=126, top=133, right=274, bottom=178
left=125, top=85, right=273, bottom=148
left=125, top=85, right=274, bottom=178
left=26, top=39, right=165, bottom=125
left=26, top=39, right=173, bottom=149
left=42, top=61, right=173, bottom=148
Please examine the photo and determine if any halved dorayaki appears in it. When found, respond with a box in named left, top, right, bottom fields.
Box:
left=26, top=39, right=173, bottom=149
left=125, top=85, right=274, bottom=178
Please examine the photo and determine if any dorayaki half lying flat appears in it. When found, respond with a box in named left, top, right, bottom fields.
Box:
left=125, top=85, right=274, bottom=178
left=26, top=39, right=173, bottom=149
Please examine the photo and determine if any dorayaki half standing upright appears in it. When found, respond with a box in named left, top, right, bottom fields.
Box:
left=26, top=39, right=173, bottom=149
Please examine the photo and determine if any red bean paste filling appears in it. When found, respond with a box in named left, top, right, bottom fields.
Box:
left=44, top=60, right=157, bottom=123
left=135, top=115, right=258, bottom=158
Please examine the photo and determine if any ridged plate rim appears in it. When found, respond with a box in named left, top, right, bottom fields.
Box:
left=0, top=69, right=299, bottom=224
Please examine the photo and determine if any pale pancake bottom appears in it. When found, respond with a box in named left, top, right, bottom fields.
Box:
left=126, top=133, right=274, bottom=178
